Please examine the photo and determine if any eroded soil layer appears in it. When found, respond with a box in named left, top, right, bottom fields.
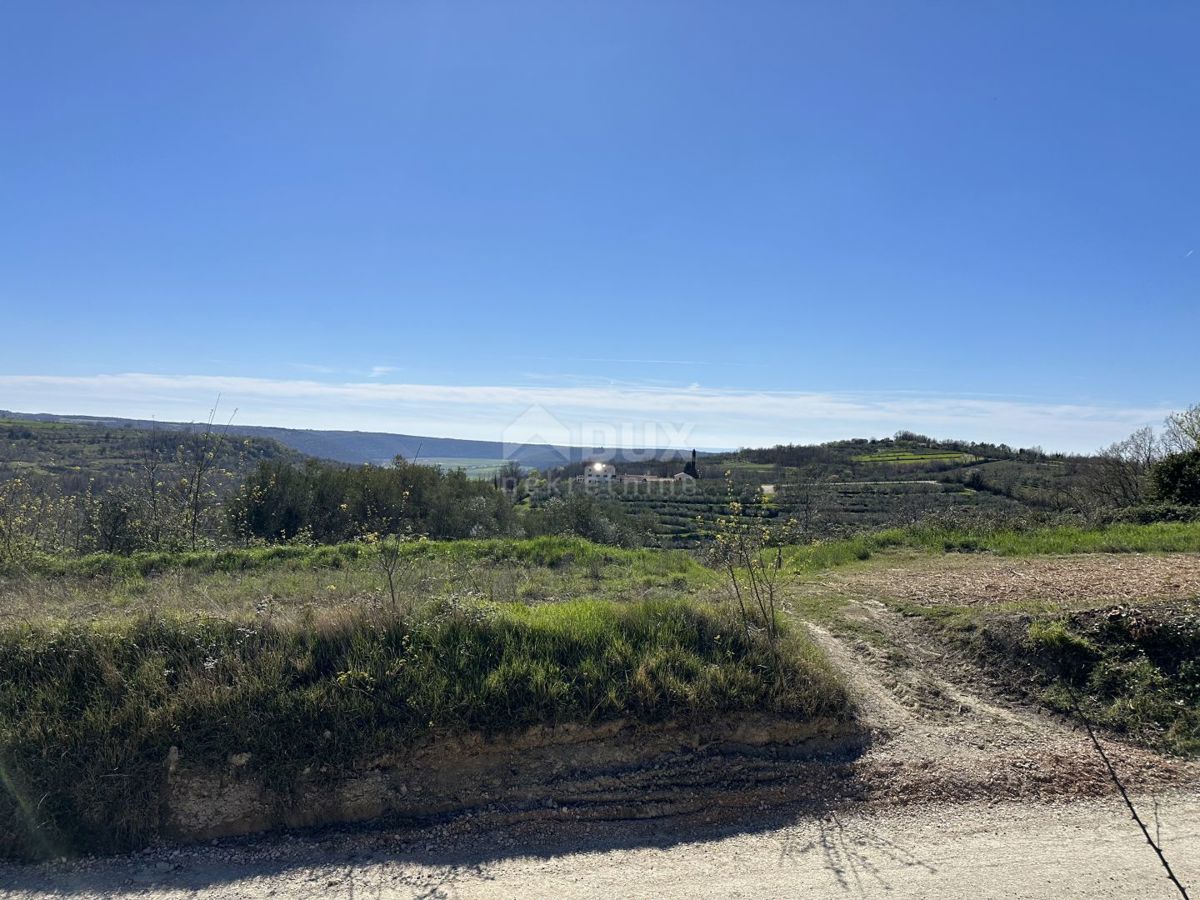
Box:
left=165, top=715, right=862, bottom=842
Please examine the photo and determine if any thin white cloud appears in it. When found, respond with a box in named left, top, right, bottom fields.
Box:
left=0, top=372, right=1176, bottom=453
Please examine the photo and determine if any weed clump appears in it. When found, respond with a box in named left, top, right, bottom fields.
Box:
left=1022, top=609, right=1200, bottom=756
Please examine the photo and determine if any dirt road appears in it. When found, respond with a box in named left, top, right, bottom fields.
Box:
left=2, top=795, right=1197, bottom=899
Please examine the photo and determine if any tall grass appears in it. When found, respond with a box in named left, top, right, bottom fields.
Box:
left=923, top=521, right=1200, bottom=555
left=17, top=522, right=1199, bottom=583
left=0, top=598, right=848, bottom=859
left=11, top=535, right=702, bottom=579
left=0, top=537, right=717, bottom=624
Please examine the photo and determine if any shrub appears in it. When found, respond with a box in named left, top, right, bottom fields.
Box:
left=1152, top=450, right=1200, bottom=507
left=1019, top=609, right=1200, bottom=754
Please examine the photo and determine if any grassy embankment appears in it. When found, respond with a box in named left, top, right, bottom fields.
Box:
left=0, top=537, right=847, bottom=859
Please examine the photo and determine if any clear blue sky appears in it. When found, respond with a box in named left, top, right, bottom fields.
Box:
left=2, top=2, right=1197, bottom=451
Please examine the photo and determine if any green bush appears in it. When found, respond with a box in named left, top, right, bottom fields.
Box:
left=1152, top=450, right=1200, bottom=506
left=1020, top=609, right=1200, bottom=755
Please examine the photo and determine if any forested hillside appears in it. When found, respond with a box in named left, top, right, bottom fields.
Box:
left=0, top=411, right=688, bottom=469
left=3, top=407, right=1198, bottom=560
left=0, top=418, right=298, bottom=489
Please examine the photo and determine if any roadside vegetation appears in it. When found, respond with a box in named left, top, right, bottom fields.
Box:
left=0, top=594, right=846, bottom=858
left=1025, top=608, right=1200, bottom=756
left=0, top=537, right=715, bottom=622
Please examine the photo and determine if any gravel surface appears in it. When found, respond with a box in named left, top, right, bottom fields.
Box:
left=3, top=796, right=1197, bottom=898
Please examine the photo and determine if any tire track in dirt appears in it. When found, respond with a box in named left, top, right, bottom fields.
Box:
left=798, top=598, right=1196, bottom=804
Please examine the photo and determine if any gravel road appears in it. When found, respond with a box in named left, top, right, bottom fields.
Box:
left=2, top=795, right=1196, bottom=899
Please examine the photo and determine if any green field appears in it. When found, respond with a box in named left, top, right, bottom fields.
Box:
left=407, top=456, right=511, bottom=478
left=851, top=450, right=978, bottom=464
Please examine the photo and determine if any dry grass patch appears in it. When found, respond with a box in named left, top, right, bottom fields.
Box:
left=829, top=553, right=1200, bottom=609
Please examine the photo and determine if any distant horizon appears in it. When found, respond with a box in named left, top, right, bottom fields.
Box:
left=0, top=371, right=1180, bottom=455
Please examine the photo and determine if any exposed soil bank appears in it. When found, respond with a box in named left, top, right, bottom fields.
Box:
left=164, top=714, right=863, bottom=842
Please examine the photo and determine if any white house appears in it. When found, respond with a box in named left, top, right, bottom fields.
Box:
left=579, top=458, right=698, bottom=488
left=582, top=461, right=617, bottom=486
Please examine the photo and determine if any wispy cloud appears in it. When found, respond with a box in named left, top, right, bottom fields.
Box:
left=0, top=372, right=1175, bottom=453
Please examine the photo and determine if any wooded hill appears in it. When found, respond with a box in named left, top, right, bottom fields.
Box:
left=0, top=417, right=300, bottom=491
left=0, top=411, right=688, bottom=469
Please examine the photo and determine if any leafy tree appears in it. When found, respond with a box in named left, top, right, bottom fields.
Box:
left=1152, top=449, right=1200, bottom=506
left=228, top=458, right=515, bottom=543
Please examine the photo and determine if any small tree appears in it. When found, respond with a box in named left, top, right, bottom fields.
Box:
left=184, top=398, right=237, bottom=551
left=370, top=486, right=414, bottom=612
left=376, top=538, right=404, bottom=612
left=706, top=474, right=795, bottom=656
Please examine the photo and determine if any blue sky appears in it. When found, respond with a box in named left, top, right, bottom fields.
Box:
left=2, top=2, right=1197, bottom=452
